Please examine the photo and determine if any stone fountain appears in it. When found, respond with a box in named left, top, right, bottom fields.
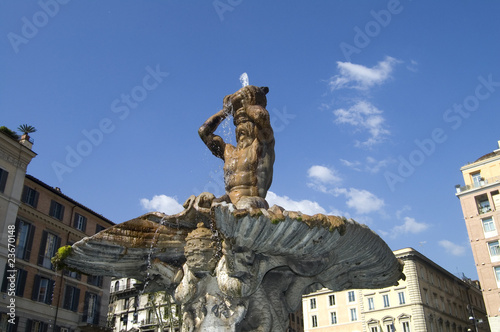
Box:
left=58, top=85, right=404, bottom=332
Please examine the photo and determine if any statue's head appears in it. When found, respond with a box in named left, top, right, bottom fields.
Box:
left=227, top=85, right=268, bottom=114
left=184, top=223, right=218, bottom=276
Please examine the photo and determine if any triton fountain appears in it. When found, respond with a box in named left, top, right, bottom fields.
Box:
left=57, top=85, right=404, bottom=332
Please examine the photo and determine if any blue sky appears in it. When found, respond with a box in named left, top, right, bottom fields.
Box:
left=2, top=1, right=500, bottom=280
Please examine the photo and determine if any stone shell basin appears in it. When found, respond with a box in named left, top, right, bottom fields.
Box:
left=214, top=202, right=403, bottom=293
left=61, top=198, right=404, bottom=296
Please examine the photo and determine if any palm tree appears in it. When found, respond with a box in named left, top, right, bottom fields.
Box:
left=17, top=124, right=37, bottom=136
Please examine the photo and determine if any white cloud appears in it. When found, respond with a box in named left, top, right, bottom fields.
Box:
left=340, top=159, right=361, bottom=170
left=333, top=101, right=390, bottom=147
left=307, top=165, right=342, bottom=184
left=406, top=59, right=418, bottom=73
left=395, top=205, right=411, bottom=220
left=438, top=240, right=466, bottom=256
left=140, top=195, right=184, bottom=215
left=341, top=157, right=392, bottom=173
left=329, top=56, right=399, bottom=90
left=343, top=188, right=385, bottom=214
left=266, top=191, right=326, bottom=215
left=392, top=217, right=429, bottom=236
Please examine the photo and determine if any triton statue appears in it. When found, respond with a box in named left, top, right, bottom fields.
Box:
left=199, top=85, right=274, bottom=209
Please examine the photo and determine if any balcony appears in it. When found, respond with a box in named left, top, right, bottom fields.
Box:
left=456, top=175, right=500, bottom=193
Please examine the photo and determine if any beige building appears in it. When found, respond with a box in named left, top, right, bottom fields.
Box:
left=456, top=140, right=500, bottom=331
left=303, top=248, right=489, bottom=332
left=0, top=129, right=115, bottom=331
left=0, top=130, right=36, bottom=277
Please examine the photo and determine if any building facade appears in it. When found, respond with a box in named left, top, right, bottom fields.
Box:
left=303, top=248, right=489, bottom=332
left=0, top=130, right=115, bottom=332
left=107, top=278, right=181, bottom=332
left=107, top=277, right=304, bottom=332
left=456, top=140, right=500, bottom=331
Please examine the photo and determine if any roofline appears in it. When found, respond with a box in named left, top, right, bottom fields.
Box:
left=0, top=131, right=37, bottom=158
left=461, top=153, right=500, bottom=172
left=394, top=247, right=477, bottom=288
left=25, top=174, right=115, bottom=226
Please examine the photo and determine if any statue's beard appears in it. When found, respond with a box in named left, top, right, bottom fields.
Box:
left=236, top=123, right=255, bottom=148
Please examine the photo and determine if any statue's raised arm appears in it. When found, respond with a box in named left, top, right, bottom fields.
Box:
left=198, top=95, right=232, bottom=160
left=199, top=85, right=275, bottom=209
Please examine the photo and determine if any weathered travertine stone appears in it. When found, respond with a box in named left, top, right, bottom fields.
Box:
left=60, top=85, right=404, bottom=332
left=63, top=198, right=404, bottom=331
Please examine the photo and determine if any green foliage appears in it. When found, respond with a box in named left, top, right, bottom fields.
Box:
left=51, top=245, right=74, bottom=271
left=17, top=124, right=37, bottom=135
left=0, top=126, right=19, bottom=140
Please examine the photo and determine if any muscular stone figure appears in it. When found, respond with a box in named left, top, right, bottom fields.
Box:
left=199, top=85, right=275, bottom=209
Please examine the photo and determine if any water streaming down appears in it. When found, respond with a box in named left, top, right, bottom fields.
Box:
left=142, top=215, right=168, bottom=294
left=221, top=100, right=234, bottom=146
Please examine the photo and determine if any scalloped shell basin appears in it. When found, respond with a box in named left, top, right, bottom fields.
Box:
left=214, top=203, right=403, bottom=291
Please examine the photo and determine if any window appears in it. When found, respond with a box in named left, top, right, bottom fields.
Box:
left=1, top=266, right=27, bottom=296
left=371, top=328, right=378, bottom=332
left=482, top=217, right=497, bottom=235
left=420, top=266, right=426, bottom=280
left=476, top=194, right=491, bottom=214
left=329, top=294, right=335, bottom=306
left=348, top=290, right=355, bottom=302
left=398, top=291, right=406, bottom=305
left=31, top=275, right=54, bottom=304
left=0, top=168, right=8, bottom=193
left=472, top=172, right=482, bottom=187
left=423, top=288, right=429, bottom=304
left=87, top=275, right=103, bottom=288
left=488, top=241, right=500, bottom=260
left=15, top=219, right=35, bottom=260
left=311, top=315, right=317, bottom=328
left=26, top=320, right=48, bottom=332
left=83, top=292, right=100, bottom=324
left=350, top=308, right=357, bottom=321
left=383, top=294, right=390, bottom=307
left=124, top=298, right=129, bottom=310
left=385, top=324, right=395, bottom=332
left=63, top=285, right=80, bottom=311
left=38, top=231, right=60, bottom=269
left=63, top=242, right=81, bottom=280
left=49, top=200, right=65, bottom=220
left=402, top=321, right=410, bottom=332
left=96, top=224, right=106, bottom=233
left=368, top=297, right=375, bottom=310
left=494, top=266, right=500, bottom=285
left=22, top=185, right=39, bottom=207
left=146, top=309, right=154, bottom=324
left=310, top=298, right=316, bottom=309
left=330, top=311, right=337, bottom=324
left=74, top=213, right=87, bottom=232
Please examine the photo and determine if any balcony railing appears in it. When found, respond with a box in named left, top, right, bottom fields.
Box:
left=456, top=175, right=500, bottom=193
